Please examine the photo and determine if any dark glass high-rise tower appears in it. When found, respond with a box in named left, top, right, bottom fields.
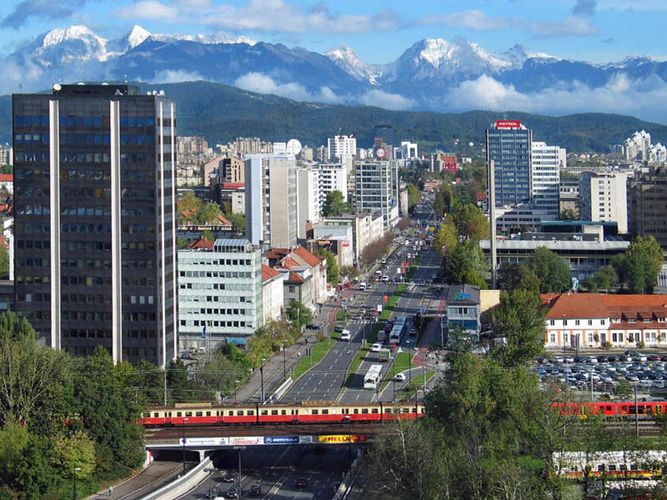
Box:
left=12, top=84, right=177, bottom=366
left=486, top=120, right=533, bottom=207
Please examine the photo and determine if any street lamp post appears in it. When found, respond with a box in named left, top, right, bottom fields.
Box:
left=260, top=358, right=266, bottom=404
left=283, top=342, right=287, bottom=381
left=204, top=467, right=215, bottom=499
left=181, top=417, right=189, bottom=476
left=72, top=467, right=81, bottom=500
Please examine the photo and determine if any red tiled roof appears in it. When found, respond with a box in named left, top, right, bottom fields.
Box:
left=280, top=257, right=302, bottom=270
left=262, top=264, right=281, bottom=282
left=542, top=293, right=667, bottom=320
left=292, top=246, right=324, bottom=267
left=187, top=238, right=214, bottom=250
left=288, top=271, right=304, bottom=284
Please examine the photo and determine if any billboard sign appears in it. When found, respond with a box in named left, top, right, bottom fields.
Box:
left=317, top=434, right=369, bottom=444
left=495, top=120, right=522, bottom=129
left=228, top=436, right=263, bottom=446
left=263, top=436, right=299, bottom=445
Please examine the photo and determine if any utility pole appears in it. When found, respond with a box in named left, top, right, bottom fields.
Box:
left=635, top=385, right=639, bottom=439
left=488, top=158, right=497, bottom=289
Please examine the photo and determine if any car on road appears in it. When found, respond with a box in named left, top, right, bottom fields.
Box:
left=339, top=330, right=351, bottom=341
left=334, top=325, right=345, bottom=333
left=221, top=473, right=236, bottom=483
left=226, top=487, right=240, bottom=498
left=409, top=327, right=417, bottom=336
left=295, top=478, right=308, bottom=489
left=394, top=373, right=406, bottom=382
left=249, top=484, right=262, bottom=497
left=371, top=343, right=382, bottom=352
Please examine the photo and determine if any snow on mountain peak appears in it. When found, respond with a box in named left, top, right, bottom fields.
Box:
left=127, top=25, right=151, bottom=49
left=418, top=38, right=455, bottom=69
left=41, top=25, right=103, bottom=48
left=326, top=46, right=381, bottom=84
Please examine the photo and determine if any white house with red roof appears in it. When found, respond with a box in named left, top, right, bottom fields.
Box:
left=543, top=293, right=667, bottom=350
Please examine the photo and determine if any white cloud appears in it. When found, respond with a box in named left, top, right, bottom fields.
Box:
left=233, top=72, right=345, bottom=104
left=116, top=0, right=179, bottom=21
left=115, top=0, right=399, bottom=34
left=152, top=69, right=203, bottom=83
left=420, top=9, right=598, bottom=37
left=359, top=89, right=415, bottom=111
left=444, top=74, right=667, bottom=124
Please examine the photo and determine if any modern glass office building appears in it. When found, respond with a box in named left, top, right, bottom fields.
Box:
left=12, top=83, right=177, bottom=366
left=486, top=120, right=533, bottom=208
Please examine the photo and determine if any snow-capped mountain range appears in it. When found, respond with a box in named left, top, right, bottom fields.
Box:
left=4, top=24, right=667, bottom=123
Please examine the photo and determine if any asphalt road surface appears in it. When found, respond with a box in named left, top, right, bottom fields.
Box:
left=178, top=446, right=358, bottom=500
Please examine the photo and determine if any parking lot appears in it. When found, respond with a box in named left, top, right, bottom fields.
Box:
left=537, top=350, right=667, bottom=396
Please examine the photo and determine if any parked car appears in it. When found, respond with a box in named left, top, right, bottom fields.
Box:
left=295, top=478, right=308, bottom=489
left=306, top=323, right=319, bottom=330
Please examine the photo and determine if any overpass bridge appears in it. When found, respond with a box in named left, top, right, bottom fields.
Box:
left=145, top=423, right=384, bottom=453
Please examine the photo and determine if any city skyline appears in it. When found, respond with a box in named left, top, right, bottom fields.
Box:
left=1, top=0, right=666, bottom=64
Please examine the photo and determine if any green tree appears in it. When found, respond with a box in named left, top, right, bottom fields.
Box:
left=52, top=430, right=97, bottom=480
left=491, top=290, right=547, bottom=367
left=177, top=191, right=202, bottom=222
left=0, top=246, right=8, bottom=280
left=226, top=212, right=246, bottom=233
left=72, top=348, right=144, bottom=475
left=527, top=246, right=572, bottom=293
left=288, top=300, right=313, bottom=333
left=406, top=183, right=421, bottom=210
left=560, top=208, right=577, bottom=220
left=322, top=190, right=349, bottom=217
left=497, top=263, right=540, bottom=293
left=585, top=264, right=618, bottom=292
left=0, top=312, right=72, bottom=432
left=621, top=235, right=663, bottom=293
left=196, top=201, right=222, bottom=225
left=433, top=222, right=458, bottom=256
left=444, top=240, right=487, bottom=288
left=434, top=184, right=454, bottom=218
left=339, top=265, right=359, bottom=279
left=201, top=229, right=215, bottom=242
left=450, top=203, right=489, bottom=241
left=325, top=253, right=339, bottom=285
left=166, top=359, right=195, bottom=403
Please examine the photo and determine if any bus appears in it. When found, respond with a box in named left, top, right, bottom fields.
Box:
left=389, top=316, right=408, bottom=346
left=363, top=364, right=383, bottom=390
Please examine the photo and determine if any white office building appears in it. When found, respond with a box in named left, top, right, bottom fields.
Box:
left=531, top=141, right=564, bottom=217
left=354, top=160, right=400, bottom=229
left=245, top=154, right=298, bottom=248
left=579, top=172, right=630, bottom=234
left=178, top=239, right=263, bottom=351
left=314, top=163, right=348, bottom=209
left=327, top=135, right=356, bottom=162
left=297, top=167, right=320, bottom=239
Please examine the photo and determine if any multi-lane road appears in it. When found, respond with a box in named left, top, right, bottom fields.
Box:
left=179, top=446, right=359, bottom=500
left=283, top=222, right=443, bottom=405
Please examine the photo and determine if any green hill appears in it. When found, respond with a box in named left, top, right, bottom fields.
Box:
left=2, top=80, right=666, bottom=153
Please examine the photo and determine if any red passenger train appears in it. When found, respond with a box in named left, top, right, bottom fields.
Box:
left=139, top=401, right=426, bottom=427
left=552, top=400, right=667, bottom=417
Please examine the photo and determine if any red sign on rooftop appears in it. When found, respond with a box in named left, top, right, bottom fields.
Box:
left=495, top=120, right=522, bottom=129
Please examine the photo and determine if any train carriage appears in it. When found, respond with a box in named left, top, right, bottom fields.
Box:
left=138, top=401, right=426, bottom=427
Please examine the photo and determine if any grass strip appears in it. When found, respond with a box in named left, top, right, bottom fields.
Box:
left=292, top=339, right=334, bottom=380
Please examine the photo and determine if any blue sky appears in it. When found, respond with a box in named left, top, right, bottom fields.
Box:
left=0, top=0, right=665, bottom=63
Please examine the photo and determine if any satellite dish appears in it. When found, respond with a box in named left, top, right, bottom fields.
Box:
left=286, top=139, right=302, bottom=156
left=52, top=83, right=62, bottom=92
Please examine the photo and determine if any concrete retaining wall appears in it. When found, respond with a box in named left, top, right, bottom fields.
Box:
left=140, top=457, right=212, bottom=500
